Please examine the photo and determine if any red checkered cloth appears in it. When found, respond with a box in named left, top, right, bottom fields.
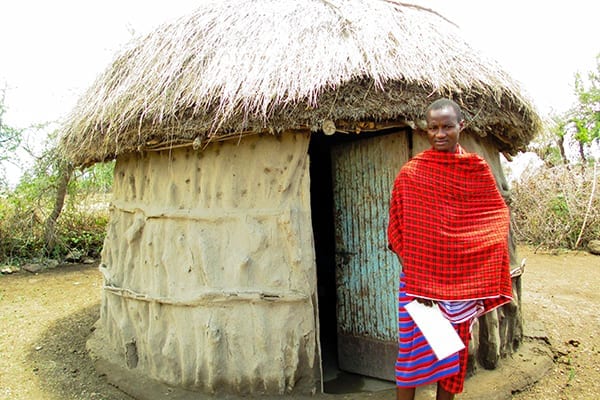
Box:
left=388, top=145, right=512, bottom=301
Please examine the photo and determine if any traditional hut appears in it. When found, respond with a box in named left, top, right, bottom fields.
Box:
left=60, top=0, right=541, bottom=397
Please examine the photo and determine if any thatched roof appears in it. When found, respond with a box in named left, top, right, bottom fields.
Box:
left=60, top=0, right=541, bottom=167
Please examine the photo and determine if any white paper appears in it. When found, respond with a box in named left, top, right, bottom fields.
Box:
left=404, top=300, right=465, bottom=360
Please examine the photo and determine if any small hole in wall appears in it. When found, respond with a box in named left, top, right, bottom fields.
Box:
left=125, top=339, right=138, bottom=369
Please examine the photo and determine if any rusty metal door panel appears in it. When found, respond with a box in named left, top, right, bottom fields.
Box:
left=331, top=132, right=409, bottom=380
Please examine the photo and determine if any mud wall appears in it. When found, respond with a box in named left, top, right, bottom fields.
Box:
left=90, top=133, right=320, bottom=395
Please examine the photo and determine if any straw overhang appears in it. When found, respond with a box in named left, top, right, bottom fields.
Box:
left=59, top=0, right=541, bottom=167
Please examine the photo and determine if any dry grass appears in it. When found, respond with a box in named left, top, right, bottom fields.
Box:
left=512, top=163, right=600, bottom=249
left=59, top=0, right=541, bottom=167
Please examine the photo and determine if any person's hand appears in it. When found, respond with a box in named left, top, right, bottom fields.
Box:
left=415, top=297, right=435, bottom=307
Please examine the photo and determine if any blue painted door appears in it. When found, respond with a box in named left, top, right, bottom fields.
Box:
left=331, top=132, right=409, bottom=380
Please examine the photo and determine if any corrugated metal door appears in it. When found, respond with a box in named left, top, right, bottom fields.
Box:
left=331, top=132, right=409, bottom=381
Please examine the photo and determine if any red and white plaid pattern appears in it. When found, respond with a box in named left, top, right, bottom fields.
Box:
left=388, top=146, right=512, bottom=301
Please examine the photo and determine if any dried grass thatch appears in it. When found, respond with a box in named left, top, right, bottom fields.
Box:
left=60, top=0, right=542, bottom=167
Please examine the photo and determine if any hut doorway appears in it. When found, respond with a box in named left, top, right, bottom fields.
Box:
left=309, top=129, right=410, bottom=383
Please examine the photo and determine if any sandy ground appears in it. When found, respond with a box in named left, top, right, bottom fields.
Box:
left=0, top=245, right=598, bottom=400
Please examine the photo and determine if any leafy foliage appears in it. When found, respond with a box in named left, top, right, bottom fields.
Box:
left=0, top=89, right=23, bottom=188
left=527, top=54, right=600, bottom=166
left=0, top=161, right=113, bottom=264
left=569, top=56, right=600, bottom=161
left=0, top=86, right=114, bottom=266
left=0, top=89, right=22, bottom=158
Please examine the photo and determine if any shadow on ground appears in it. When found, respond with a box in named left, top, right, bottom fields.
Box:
left=27, top=301, right=553, bottom=400
left=26, top=303, right=134, bottom=400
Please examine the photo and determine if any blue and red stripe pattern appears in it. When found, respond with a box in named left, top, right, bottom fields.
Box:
left=396, top=275, right=503, bottom=393
left=396, top=277, right=463, bottom=390
left=395, top=277, right=510, bottom=393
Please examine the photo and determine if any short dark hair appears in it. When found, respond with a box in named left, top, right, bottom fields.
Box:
left=425, top=98, right=463, bottom=122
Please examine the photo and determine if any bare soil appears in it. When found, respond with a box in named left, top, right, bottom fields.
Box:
left=0, top=245, right=598, bottom=400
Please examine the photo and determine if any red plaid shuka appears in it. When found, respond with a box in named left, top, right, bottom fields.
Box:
left=387, top=145, right=512, bottom=301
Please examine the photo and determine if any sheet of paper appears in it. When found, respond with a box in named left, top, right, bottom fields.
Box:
left=404, top=300, right=465, bottom=360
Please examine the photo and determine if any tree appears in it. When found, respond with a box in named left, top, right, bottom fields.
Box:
left=0, top=88, right=23, bottom=187
left=0, top=87, right=113, bottom=262
left=567, top=54, right=600, bottom=163
left=42, top=154, right=74, bottom=253
left=536, top=54, right=600, bottom=166
left=18, top=128, right=75, bottom=254
left=528, top=116, right=568, bottom=167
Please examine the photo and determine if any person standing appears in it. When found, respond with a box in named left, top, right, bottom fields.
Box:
left=387, top=98, right=513, bottom=400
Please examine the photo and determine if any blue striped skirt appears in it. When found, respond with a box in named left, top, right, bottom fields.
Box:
left=395, top=277, right=481, bottom=388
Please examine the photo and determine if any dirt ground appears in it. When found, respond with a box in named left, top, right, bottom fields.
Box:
left=0, top=245, right=598, bottom=400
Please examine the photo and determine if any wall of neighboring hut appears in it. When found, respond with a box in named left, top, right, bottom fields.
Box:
left=413, top=131, right=523, bottom=371
left=88, top=133, right=321, bottom=395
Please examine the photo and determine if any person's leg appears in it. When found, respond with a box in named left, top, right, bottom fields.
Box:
left=435, top=383, right=455, bottom=400
left=396, top=387, right=416, bottom=400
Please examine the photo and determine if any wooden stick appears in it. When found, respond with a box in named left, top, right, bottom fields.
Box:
left=575, top=160, right=598, bottom=248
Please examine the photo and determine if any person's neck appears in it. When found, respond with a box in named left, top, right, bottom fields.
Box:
left=430, top=144, right=460, bottom=153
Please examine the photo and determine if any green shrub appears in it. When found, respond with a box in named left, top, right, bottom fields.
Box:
left=0, top=162, right=113, bottom=265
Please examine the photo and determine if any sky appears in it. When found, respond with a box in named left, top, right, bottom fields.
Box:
left=0, top=1, right=599, bottom=181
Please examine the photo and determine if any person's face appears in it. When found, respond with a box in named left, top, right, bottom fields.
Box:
left=426, top=106, right=464, bottom=152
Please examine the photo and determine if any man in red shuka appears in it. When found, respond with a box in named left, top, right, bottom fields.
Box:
left=387, top=98, right=512, bottom=400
